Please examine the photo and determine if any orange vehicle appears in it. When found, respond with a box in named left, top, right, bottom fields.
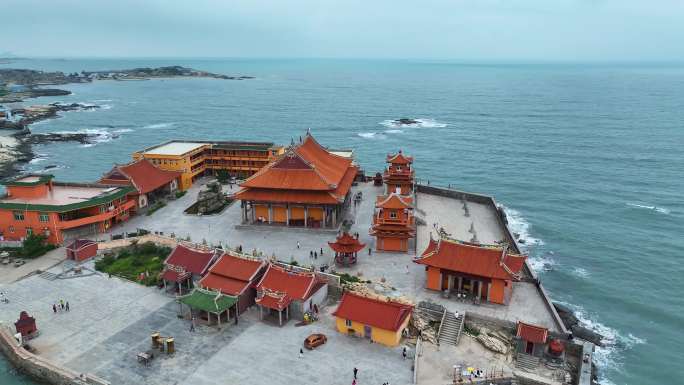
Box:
left=304, top=333, right=327, bottom=350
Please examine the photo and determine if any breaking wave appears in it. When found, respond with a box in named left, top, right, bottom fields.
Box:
left=379, top=118, right=448, bottom=128
left=572, top=267, right=590, bottom=279
left=143, top=122, right=176, bottom=129
left=52, top=129, right=119, bottom=148
left=112, top=128, right=134, bottom=133
left=357, top=132, right=386, bottom=139
left=626, top=203, right=670, bottom=215
left=28, top=153, right=49, bottom=164
left=501, top=205, right=551, bottom=271
left=383, top=129, right=404, bottom=134
left=557, top=301, right=645, bottom=383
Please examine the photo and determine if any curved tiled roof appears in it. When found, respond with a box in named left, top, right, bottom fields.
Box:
left=386, top=151, right=413, bottom=165
left=164, top=244, right=217, bottom=275
left=328, top=232, right=366, bottom=254
left=200, top=252, right=266, bottom=296
left=414, top=238, right=526, bottom=280
left=376, top=193, right=413, bottom=209
left=333, top=292, right=413, bottom=332
left=100, top=159, right=181, bottom=195
left=238, top=134, right=356, bottom=201
left=255, top=264, right=323, bottom=301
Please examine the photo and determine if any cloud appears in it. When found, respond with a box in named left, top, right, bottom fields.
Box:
left=2, top=0, right=684, bottom=60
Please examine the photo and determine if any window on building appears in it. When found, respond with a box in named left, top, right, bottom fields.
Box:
left=9, top=226, right=15, bottom=233
left=99, top=206, right=106, bottom=213
left=390, top=211, right=397, bottom=219
left=39, top=213, right=49, bottom=222
left=13, top=211, right=24, bottom=221
left=345, top=319, right=353, bottom=327
left=25, top=228, right=33, bottom=236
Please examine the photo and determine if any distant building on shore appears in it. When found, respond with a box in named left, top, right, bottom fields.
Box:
left=0, top=174, right=136, bottom=244
left=133, top=140, right=284, bottom=191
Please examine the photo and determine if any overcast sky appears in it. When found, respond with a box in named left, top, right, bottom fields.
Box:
left=3, top=0, right=684, bottom=61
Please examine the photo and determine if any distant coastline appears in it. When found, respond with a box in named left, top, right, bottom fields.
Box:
left=0, top=66, right=252, bottom=179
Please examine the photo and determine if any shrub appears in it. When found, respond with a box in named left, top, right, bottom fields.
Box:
left=20, top=234, right=56, bottom=258
left=216, top=170, right=230, bottom=184
left=175, top=191, right=186, bottom=199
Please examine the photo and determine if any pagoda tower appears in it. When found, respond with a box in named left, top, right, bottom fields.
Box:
left=370, top=193, right=415, bottom=252
left=383, top=151, right=414, bottom=195
left=328, top=232, right=366, bottom=266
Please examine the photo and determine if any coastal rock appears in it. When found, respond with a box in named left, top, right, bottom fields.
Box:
left=553, top=302, right=579, bottom=327
left=393, top=118, right=420, bottom=125
left=571, top=325, right=604, bottom=347
left=27, top=132, right=100, bottom=145
left=476, top=329, right=509, bottom=354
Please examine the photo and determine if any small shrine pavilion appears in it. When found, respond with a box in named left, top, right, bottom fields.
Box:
left=383, top=151, right=414, bottom=195
left=370, top=193, right=415, bottom=252
left=328, top=232, right=365, bottom=266
left=15, top=311, right=37, bottom=338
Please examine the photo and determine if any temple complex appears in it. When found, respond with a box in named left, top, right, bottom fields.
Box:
left=235, top=133, right=358, bottom=228
left=370, top=193, right=415, bottom=252
left=328, top=231, right=365, bottom=266
left=383, top=151, right=414, bottom=195
left=413, top=236, right=526, bottom=305
left=0, top=174, right=136, bottom=244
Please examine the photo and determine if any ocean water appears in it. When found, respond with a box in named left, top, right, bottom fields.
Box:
left=1, top=58, right=683, bottom=385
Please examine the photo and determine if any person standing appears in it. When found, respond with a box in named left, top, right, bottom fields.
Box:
left=60, top=299, right=64, bottom=310
left=353, top=367, right=358, bottom=379
left=66, top=302, right=70, bottom=312
left=299, top=348, right=304, bottom=358
left=402, top=347, right=407, bottom=360
left=52, top=304, right=57, bottom=314
left=297, top=241, right=301, bottom=249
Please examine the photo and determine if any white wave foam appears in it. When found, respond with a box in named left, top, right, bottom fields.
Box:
left=380, top=118, right=448, bottom=129
left=558, top=301, right=645, bottom=380
left=28, top=154, right=49, bottom=164
left=112, top=128, right=134, bottom=133
left=572, top=267, right=590, bottom=279
left=100, top=104, right=113, bottom=110
left=357, top=132, right=386, bottom=139
left=143, top=122, right=175, bottom=129
left=383, top=129, right=404, bottom=134
left=93, top=99, right=113, bottom=102
left=626, top=203, right=670, bottom=215
left=501, top=205, right=545, bottom=248
left=53, top=129, right=117, bottom=148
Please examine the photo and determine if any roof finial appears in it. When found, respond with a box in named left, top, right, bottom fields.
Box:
left=307, top=127, right=311, bottom=136
left=291, top=137, right=295, bottom=146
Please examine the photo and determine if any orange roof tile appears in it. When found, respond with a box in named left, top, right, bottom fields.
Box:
left=256, top=291, right=292, bottom=311
left=376, top=194, right=413, bottom=209
left=386, top=151, right=413, bottom=165
left=100, top=159, right=181, bottom=195
left=200, top=274, right=251, bottom=296
left=333, top=292, right=413, bottom=331
left=328, top=232, right=366, bottom=254
left=517, top=322, right=548, bottom=344
left=414, top=238, right=526, bottom=280
left=164, top=244, right=217, bottom=275
left=255, top=264, right=324, bottom=301
left=238, top=134, right=357, bottom=203
left=234, top=188, right=341, bottom=204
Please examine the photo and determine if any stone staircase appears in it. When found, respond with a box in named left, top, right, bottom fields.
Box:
left=438, top=311, right=465, bottom=346
left=515, top=352, right=540, bottom=371
left=38, top=271, right=59, bottom=281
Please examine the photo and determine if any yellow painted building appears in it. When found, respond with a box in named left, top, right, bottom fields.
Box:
left=133, top=141, right=284, bottom=191
left=333, top=292, right=413, bottom=347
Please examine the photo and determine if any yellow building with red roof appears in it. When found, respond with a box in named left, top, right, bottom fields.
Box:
left=235, top=133, right=358, bottom=228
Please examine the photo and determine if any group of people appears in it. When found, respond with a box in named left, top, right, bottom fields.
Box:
left=309, top=247, right=324, bottom=260
left=52, top=299, right=70, bottom=313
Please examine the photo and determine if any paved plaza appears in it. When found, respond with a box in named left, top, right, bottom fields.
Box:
left=0, top=264, right=412, bottom=385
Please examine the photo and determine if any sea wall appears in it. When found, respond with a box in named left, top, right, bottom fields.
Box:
left=0, top=324, right=109, bottom=385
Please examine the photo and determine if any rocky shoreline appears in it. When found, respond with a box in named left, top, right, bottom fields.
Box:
left=0, top=66, right=253, bottom=180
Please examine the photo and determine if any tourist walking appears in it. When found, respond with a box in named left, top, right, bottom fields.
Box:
left=297, top=241, right=301, bottom=249
left=402, top=347, right=407, bottom=360
left=60, top=299, right=64, bottom=310
left=299, top=348, right=304, bottom=358
left=368, top=247, right=372, bottom=256
left=352, top=379, right=356, bottom=385
left=320, top=247, right=323, bottom=255
left=66, top=302, right=70, bottom=312
left=353, top=367, right=358, bottom=379
left=314, top=251, right=317, bottom=259
left=52, top=304, right=57, bottom=313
